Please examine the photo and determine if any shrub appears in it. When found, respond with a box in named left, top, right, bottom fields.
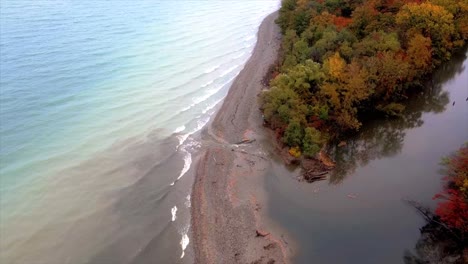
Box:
left=289, top=146, right=302, bottom=158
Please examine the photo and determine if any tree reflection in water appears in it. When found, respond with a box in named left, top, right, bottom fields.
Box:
left=327, top=50, right=466, bottom=185
left=403, top=201, right=466, bottom=264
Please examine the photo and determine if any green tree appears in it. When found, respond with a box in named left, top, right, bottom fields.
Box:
left=272, top=60, right=324, bottom=99
left=302, top=127, right=323, bottom=157
left=283, top=119, right=304, bottom=147
left=261, top=86, right=306, bottom=128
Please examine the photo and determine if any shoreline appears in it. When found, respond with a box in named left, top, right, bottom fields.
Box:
left=190, top=12, right=293, bottom=263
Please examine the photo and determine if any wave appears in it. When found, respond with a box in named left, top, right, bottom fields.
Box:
left=176, top=151, right=192, bottom=181
left=179, top=226, right=190, bottom=259
left=147, top=27, right=255, bottom=92
left=204, top=64, right=221, bottom=74
left=171, top=116, right=210, bottom=186
left=202, top=98, right=224, bottom=114
left=200, top=79, right=215, bottom=88
left=191, top=75, right=237, bottom=106
left=244, top=42, right=254, bottom=49
left=170, top=145, right=191, bottom=186
left=193, top=114, right=212, bottom=134
left=185, top=194, right=191, bottom=208
left=243, top=35, right=255, bottom=42
left=221, top=65, right=240, bottom=77
left=171, top=206, right=177, bottom=222
left=154, top=30, right=252, bottom=87
left=144, top=47, right=250, bottom=114
left=157, top=59, right=234, bottom=93
left=233, top=51, right=247, bottom=59
left=177, top=74, right=237, bottom=115
left=174, top=125, right=185, bottom=133
left=175, top=134, right=190, bottom=147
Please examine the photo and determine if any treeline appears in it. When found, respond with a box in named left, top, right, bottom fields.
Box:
left=261, top=0, right=467, bottom=157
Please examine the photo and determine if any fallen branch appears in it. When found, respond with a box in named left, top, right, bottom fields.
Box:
left=303, top=170, right=328, bottom=183
left=306, top=171, right=328, bottom=177
left=256, top=230, right=270, bottom=237
left=404, top=199, right=462, bottom=242
left=235, top=139, right=256, bottom=145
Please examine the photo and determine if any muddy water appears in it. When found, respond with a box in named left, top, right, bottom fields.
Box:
left=266, top=50, right=468, bottom=264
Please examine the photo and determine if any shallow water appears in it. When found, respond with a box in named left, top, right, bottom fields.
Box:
left=266, top=50, right=468, bottom=264
left=0, top=1, right=279, bottom=263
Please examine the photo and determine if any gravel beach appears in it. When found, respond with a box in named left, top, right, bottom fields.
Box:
left=190, top=12, right=293, bottom=264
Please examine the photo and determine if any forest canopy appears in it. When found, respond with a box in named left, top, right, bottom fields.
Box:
left=261, top=0, right=467, bottom=156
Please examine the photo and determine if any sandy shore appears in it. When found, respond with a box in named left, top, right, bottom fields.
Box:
left=190, top=12, right=292, bottom=264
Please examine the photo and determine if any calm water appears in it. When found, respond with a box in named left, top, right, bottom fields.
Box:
left=0, top=1, right=279, bottom=263
left=266, top=50, right=468, bottom=263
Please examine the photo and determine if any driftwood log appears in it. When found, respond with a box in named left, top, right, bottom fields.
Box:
left=303, top=170, right=328, bottom=183
left=256, top=230, right=270, bottom=237
left=235, top=139, right=256, bottom=145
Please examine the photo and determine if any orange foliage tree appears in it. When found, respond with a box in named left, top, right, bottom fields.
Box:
left=433, top=145, right=468, bottom=236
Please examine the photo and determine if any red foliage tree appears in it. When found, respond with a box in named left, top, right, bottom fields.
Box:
left=433, top=146, right=468, bottom=235
left=333, top=16, right=353, bottom=30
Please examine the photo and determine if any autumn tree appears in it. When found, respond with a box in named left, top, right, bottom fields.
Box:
left=433, top=145, right=468, bottom=236
left=407, top=33, right=432, bottom=73
left=321, top=53, right=373, bottom=130
left=396, top=2, right=455, bottom=62
left=261, top=0, right=466, bottom=157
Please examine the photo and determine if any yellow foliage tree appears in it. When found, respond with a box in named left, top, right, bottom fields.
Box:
left=325, top=52, right=346, bottom=80
left=407, top=33, right=432, bottom=72
left=396, top=2, right=455, bottom=61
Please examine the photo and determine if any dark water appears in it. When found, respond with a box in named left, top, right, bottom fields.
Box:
left=266, top=50, right=468, bottom=264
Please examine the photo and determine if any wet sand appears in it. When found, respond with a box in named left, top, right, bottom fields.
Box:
left=190, top=12, right=292, bottom=264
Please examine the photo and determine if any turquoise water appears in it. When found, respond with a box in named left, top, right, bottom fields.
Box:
left=0, top=1, right=279, bottom=263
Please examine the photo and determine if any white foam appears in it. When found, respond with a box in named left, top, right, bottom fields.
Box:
left=202, top=98, right=224, bottom=114
left=171, top=206, right=177, bottom=222
left=200, top=79, right=214, bottom=88
left=174, top=125, right=186, bottom=133
left=220, top=65, right=239, bottom=77
left=193, top=115, right=210, bottom=134
left=175, top=114, right=211, bottom=149
left=180, top=71, right=237, bottom=115
left=170, top=148, right=192, bottom=186
left=244, top=35, right=255, bottom=42
left=180, top=104, right=192, bottom=112
left=185, top=194, right=191, bottom=208
left=233, top=51, right=246, bottom=59
left=176, top=151, right=192, bottom=181
left=204, top=65, right=220, bottom=74
left=176, top=134, right=190, bottom=146
left=192, top=75, right=237, bottom=106
left=172, top=116, right=210, bottom=186
left=192, top=95, right=208, bottom=106
left=180, top=229, right=190, bottom=258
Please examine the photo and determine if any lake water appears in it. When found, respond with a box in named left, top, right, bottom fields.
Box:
left=0, top=1, right=279, bottom=263
left=266, top=50, right=468, bottom=263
